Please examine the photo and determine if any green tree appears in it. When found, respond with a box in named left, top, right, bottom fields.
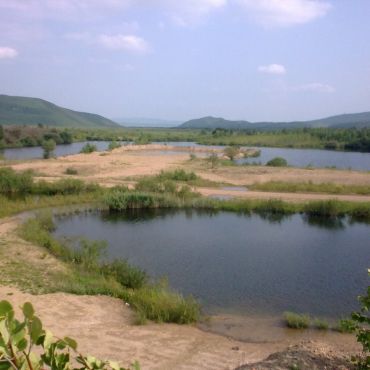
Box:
left=223, top=146, right=240, bottom=160
left=42, top=139, right=56, bottom=159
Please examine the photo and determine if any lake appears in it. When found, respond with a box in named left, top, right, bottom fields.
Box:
left=54, top=209, right=370, bottom=318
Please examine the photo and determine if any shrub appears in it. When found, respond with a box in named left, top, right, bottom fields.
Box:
left=207, top=153, right=219, bottom=168
left=266, top=157, right=288, bottom=167
left=0, top=167, right=34, bottom=196
left=42, top=139, right=56, bottom=159
left=101, top=260, right=147, bottom=289
left=158, top=169, right=197, bottom=182
left=189, top=153, right=197, bottom=160
left=130, top=281, right=200, bottom=324
left=80, top=143, right=97, bottom=154
left=65, top=167, right=78, bottom=175
left=304, top=200, right=345, bottom=218
left=0, top=300, right=139, bottom=370
left=283, top=312, right=310, bottom=329
left=223, top=146, right=240, bottom=160
left=351, top=269, right=370, bottom=368
left=108, top=141, right=121, bottom=151
left=32, top=179, right=99, bottom=196
left=336, top=318, right=356, bottom=333
left=313, top=318, right=329, bottom=330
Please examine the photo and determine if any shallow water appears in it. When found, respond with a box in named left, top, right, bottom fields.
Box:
left=1, top=141, right=128, bottom=160
left=157, top=142, right=370, bottom=171
left=54, top=209, right=370, bottom=318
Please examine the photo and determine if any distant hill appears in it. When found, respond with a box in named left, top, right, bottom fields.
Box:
left=0, top=95, right=119, bottom=128
left=179, top=112, right=370, bottom=130
left=114, top=117, right=182, bottom=127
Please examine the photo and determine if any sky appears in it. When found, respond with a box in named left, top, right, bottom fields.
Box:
left=0, top=0, right=370, bottom=122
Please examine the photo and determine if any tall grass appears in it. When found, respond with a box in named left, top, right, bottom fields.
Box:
left=250, top=181, right=370, bottom=195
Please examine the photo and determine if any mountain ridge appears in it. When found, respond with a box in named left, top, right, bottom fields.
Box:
left=0, top=94, right=119, bottom=128
left=179, top=112, right=370, bottom=130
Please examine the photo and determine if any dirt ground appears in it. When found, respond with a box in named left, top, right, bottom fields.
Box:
left=0, top=285, right=360, bottom=370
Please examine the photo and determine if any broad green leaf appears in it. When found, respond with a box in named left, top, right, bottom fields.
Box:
left=109, top=361, right=120, bottom=370
left=0, top=321, right=10, bottom=343
left=63, top=337, right=77, bottom=351
left=29, top=316, right=43, bottom=343
left=0, top=301, right=12, bottom=317
left=0, top=362, right=12, bottom=370
left=22, top=302, right=34, bottom=320
left=43, top=330, right=54, bottom=349
left=16, top=338, right=28, bottom=351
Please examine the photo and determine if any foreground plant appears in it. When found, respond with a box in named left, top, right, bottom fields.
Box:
left=351, top=269, right=370, bottom=369
left=0, top=300, right=139, bottom=370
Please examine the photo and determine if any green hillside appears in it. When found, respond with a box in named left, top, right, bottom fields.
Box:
left=0, top=95, right=119, bottom=128
left=180, top=112, right=370, bottom=130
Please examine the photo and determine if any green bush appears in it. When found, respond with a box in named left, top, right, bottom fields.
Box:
left=108, top=141, right=121, bottom=151
left=158, top=169, right=197, bottom=182
left=336, top=318, right=356, bottom=333
left=283, top=312, right=310, bottom=329
left=101, top=260, right=147, bottom=289
left=80, top=143, right=97, bottom=154
left=223, top=146, right=240, bottom=160
left=65, top=167, right=78, bottom=175
left=0, top=167, right=34, bottom=196
left=266, top=157, right=288, bottom=167
left=42, top=139, right=56, bottom=159
left=131, top=281, right=200, bottom=324
left=352, top=269, right=370, bottom=368
left=0, top=300, right=139, bottom=370
left=32, top=179, right=99, bottom=196
left=304, top=200, right=345, bottom=218
left=313, top=318, right=329, bottom=330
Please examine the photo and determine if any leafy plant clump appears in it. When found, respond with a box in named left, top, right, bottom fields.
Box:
left=0, top=300, right=139, bottom=370
left=266, top=157, right=288, bottom=167
left=108, top=141, right=122, bottom=151
left=42, top=139, right=56, bottom=159
left=351, top=269, right=370, bottom=368
left=80, top=143, right=97, bottom=154
left=64, top=167, right=78, bottom=175
left=283, top=312, right=310, bottom=329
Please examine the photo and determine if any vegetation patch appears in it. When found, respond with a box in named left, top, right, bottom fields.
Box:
left=250, top=181, right=370, bottom=195
left=80, top=143, right=97, bottom=153
left=16, top=213, right=200, bottom=325
left=266, top=157, right=288, bottom=167
left=283, top=312, right=310, bottom=329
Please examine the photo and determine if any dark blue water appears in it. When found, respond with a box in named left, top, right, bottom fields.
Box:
left=54, top=209, right=370, bottom=317
left=1, top=141, right=128, bottom=160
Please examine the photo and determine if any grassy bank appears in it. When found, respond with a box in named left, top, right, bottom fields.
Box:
left=17, top=212, right=200, bottom=324
left=250, top=181, right=370, bottom=195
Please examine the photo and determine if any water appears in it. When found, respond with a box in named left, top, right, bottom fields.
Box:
left=157, top=142, right=370, bottom=171
left=237, top=146, right=370, bottom=171
left=1, top=141, right=126, bottom=160
left=54, top=209, right=370, bottom=318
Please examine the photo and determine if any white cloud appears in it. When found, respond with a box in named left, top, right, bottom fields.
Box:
left=98, top=34, right=149, bottom=53
left=258, top=64, right=286, bottom=75
left=0, top=47, right=18, bottom=59
left=237, top=0, right=331, bottom=27
left=296, top=82, right=335, bottom=93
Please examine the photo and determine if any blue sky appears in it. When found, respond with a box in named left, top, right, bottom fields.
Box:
left=0, top=0, right=370, bottom=122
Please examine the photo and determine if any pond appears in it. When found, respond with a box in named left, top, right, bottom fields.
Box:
left=54, top=209, right=370, bottom=318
